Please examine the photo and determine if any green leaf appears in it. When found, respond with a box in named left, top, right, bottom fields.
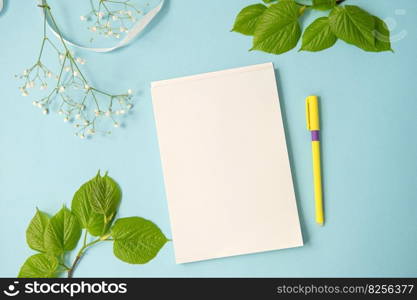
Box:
left=312, top=0, right=336, bottom=11
left=18, top=254, right=59, bottom=278
left=263, top=0, right=278, bottom=3
left=111, top=217, right=168, bottom=264
left=44, top=207, right=81, bottom=255
left=87, top=172, right=121, bottom=223
left=366, top=16, right=392, bottom=52
left=26, top=209, right=49, bottom=252
left=329, top=5, right=376, bottom=51
left=232, top=4, right=267, bottom=36
left=252, top=0, right=302, bottom=54
left=301, top=17, right=337, bottom=51
left=72, top=178, right=106, bottom=236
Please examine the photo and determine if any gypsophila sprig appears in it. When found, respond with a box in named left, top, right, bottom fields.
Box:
left=17, top=1, right=135, bottom=138
left=81, top=0, right=150, bottom=39
left=18, top=171, right=169, bottom=278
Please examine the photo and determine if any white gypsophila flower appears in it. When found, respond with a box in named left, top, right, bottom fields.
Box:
left=76, top=57, right=86, bottom=64
left=19, top=5, right=137, bottom=139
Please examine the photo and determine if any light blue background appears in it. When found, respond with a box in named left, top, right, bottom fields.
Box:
left=0, top=0, right=416, bottom=277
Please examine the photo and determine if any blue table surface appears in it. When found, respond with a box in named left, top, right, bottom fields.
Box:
left=0, top=0, right=416, bottom=277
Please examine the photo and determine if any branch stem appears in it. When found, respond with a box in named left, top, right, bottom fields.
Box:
left=295, top=0, right=346, bottom=7
left=67, top=236, right=101, bottom=278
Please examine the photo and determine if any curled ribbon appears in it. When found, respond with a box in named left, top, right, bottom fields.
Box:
left=41, top=0, right=164, bottom=53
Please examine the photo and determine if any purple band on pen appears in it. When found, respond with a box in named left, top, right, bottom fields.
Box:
left=311, top=130, right=320, bottom=141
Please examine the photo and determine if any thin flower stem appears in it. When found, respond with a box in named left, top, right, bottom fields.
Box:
left=44, top=4, right=120, bottom=98
left=45, top=38, right=60, bottom=53
left=56, top=55, right=67, bottom=86
left=37, top=38, right=47, bottom=63
left=91, top=87, right=113, bottom=97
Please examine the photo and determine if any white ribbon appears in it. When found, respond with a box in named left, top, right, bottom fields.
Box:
left=42, top=0, right=164, bottom=53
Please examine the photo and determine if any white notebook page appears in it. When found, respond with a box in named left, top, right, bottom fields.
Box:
left=151, top=63, right=303, bottom=263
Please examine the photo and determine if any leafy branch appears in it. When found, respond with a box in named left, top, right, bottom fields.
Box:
left=18, top=171, right=169, bottom=278
left=232, top=0, right=392, bottom=54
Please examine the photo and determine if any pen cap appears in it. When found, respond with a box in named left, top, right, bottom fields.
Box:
left=306, top=96, right=320, bottom=131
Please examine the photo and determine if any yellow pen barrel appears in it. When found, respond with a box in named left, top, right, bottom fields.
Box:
left=312, top=141, right=324, bottom=225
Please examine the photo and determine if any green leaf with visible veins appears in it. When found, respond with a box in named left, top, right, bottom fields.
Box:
left=252, top=0, right=302, bottom=54
left=111, top=217, right=168, bottom=264
left=364, top=16, right=392, bottom=52
left=301, top=17, right=337, bottom=51
left=87, top=171, right=121, bottom=223
left=312, top=0, right=336, bottom=11
left=232, top=4, right=267, bottom=36
left=72, top=177, right=107, bottom=236
left=26, top=209, right=49, bottom=252
left=329, top=5, right=376, bottom=51
left=18, top=254, right=59, bottom=278
left=44, top=207, right=81, bottom=255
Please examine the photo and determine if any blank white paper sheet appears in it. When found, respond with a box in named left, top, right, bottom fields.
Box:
left=151, top=63, right=303, bottom=263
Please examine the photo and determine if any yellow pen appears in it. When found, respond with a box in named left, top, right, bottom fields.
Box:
left=306, top=96, right=324, bottom=226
